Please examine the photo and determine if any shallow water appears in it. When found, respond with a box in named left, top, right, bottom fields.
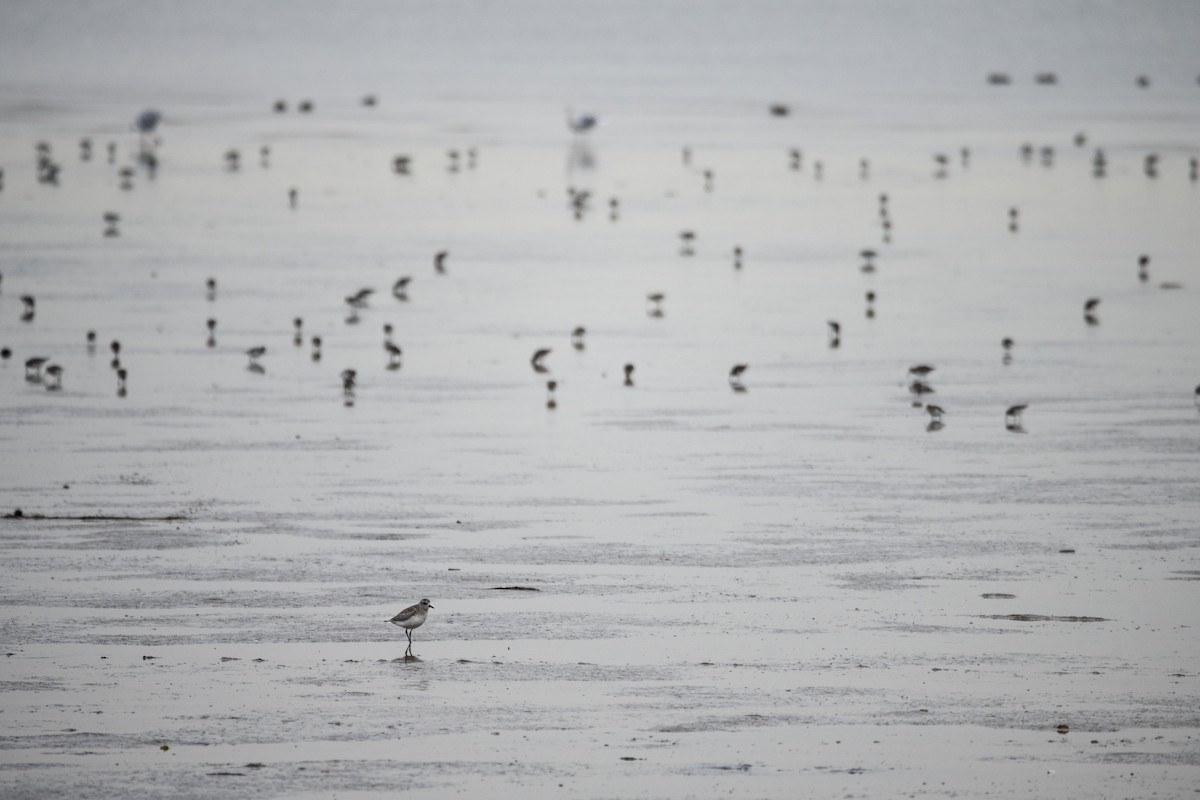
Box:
left=2, top=1, right=1200, bottom=798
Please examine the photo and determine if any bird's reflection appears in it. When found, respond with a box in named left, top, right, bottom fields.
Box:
left=568, top=142, right=595, bottom=172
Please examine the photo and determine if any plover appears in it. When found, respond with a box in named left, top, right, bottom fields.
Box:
left=390, top=598, right=433, bottom=656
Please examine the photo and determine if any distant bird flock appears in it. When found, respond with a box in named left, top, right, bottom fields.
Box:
left=2, top=88, right=1198, bottom=436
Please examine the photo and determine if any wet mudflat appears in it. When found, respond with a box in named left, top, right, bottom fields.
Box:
left=3, top=1, right=1200, bottom=797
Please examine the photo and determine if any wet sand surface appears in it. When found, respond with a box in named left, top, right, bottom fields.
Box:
left=3, top=2, right=1200, bottom=797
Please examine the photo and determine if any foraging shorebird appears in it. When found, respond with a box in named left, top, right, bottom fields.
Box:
left=341, top=369, right=357, bottom=395
left=246, top=346, right=266, bottom=368
left=860, top=249, right=877, bottom=273
left=679, top=230, right=696, bottom=256
left=434, top=250, right=448, bottom=274
left=386, top=342, right=402, bottom=369
left=1138, top=255, right=1150, bottom=282
left=390, top=598, right=433, bottom=657
left=110, top=340, right=121, bottom=369
left=87, top=330, right=97, bottom=352
left=623, top=363, right=635, bottom=387
left=1005, top=404, right=1028, bottom=428
left=827, top=320, right=841, bottom=348
left=646, top=293, right=665, bottom=317
left=908, top=364, right=935, bottom=380
left=1009, top=206, right=1019, bottom=232
left=44, top=364, right=63, bottom=391
left=206, top=318, right=216, bottom=348
left=103, top=212, right=120, bottom=237
left=311, top=336, right=322, bottom=362
left=259, top=145, right=270, bottom=168
left=909, top=381, right=935, bottom=401
left=20, top=295, right=35, bottom=321
left=206, top=278, right=217, bottom=301
left=925, top=404, right=946, bottom=423
left=289, top=187, right=298, bottom=208
left=729, top=364, right=748, bottom=390
left=392, top=276, right=412, bottom=299
left=531, top=348, right=552, bottom=373
left=865, top=290, right=876, bottom=319
left=393, top=155, right=411, bottom=174
left=116, top=368, right=127, bottom=397
left=1002, top=337, right=1014, bottom=364
left=1084, top=297, right=1101, bottom=325
left=24, top=357, right=49, bottom=381
left=571, top=326, right=587, bottom=350
left=546, top=379, right=558, bottom=410
left=224, top=149, right=240, bottom=170
left=293, top=318, right=303, bottom=346
left=733, top=246, right=743, bottom=269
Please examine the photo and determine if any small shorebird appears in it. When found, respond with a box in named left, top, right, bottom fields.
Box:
left=571, top=326, right=586, bottom=350
left=1138, top=255, right=1150, bottom=282
left=546, top=379, right=558, bottom=409
left=623, top=363, right=635, bottom=387
left=679, top=231, right=695, bottom=257
left=87, top=330, right=97, bottom=352
left=224, top=149, right=240, bottom=170
left=341, top=369, right=357, bottom=395
left=1005, top=404, right=1028, bottom=428
left=925, top=404, right=945, bottom=423
left=20, top=295, right=35, bottom=321
left=865, top=290, right=876, bottom=318
left=733, top=246, right=743, bottom=269
left=44, top=364, right=63, bottom=391
left=206, top=318, right=216, bottom=348
left=393, top=155, right=411, bottom=174
left=386, top=341, right=402, bottom=369
left=206, top=278, right=217, bottom=301
left=1002, top=337, right=1014, bottom=364
left=392, top=276, right=412, bottom=299
left=103, top=212, right=120, bottom=237
left=116, top=368, right=127, bottom=397
left=908, top=364, right=934, bottom=380
left=827, top=320, right=841, bottom=348
left=646, top=293, right=665, bottom=317
left=531, top=348, right=552, bottom=372
left=311, top=336, right=322, bottom=362
left=293, top=317, right=303, bottom=346
left=860, top=249, right=877, bottom=273
left=729, top=364, right=748, bottom=390
left=1084, top=297, right=1100, bottom=325
left=110, top=340, right=121, bottom=369
left=24, top=356, right=48, bottom=381
left=289, top=187, right=298, bottom=208
left=434, top=250, right=448, bottom=274
left=390, top=598, right=434, bottom=656
left=246, top=346, right=266, bottom=368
